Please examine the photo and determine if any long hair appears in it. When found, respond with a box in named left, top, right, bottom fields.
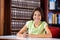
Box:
left=31, top=7, right=45, bottom=21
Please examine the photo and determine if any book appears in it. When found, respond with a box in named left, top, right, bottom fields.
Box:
left=48, top=11, right=53, bottom=24
left=54, top=14, right=57, bottom=24
left=48, top=12, right=58, bottom=24
left=52, top=14, right=57, bottom=24
left=49, top=0, right=56, bottom=10
left=57, top=14, right=60, bottom=24
left=52, top=14, right=55, bottom=24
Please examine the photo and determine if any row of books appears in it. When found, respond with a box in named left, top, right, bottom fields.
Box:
left=11, top=8, right=32, bottom=19
left=11, top=20, right=28, bottom=35
left=12, top=0, right=40, bottom=3
left=11, top=8, right=33, bottom=12
left=48, top=11, right=60, bottom=24
left=11, top=20, right=28, bottom=27
left=11, top=0, right=40, bottom=9
left=11, top=32, right=17, bottom=35
left=49, top=0, right=60, bottom=11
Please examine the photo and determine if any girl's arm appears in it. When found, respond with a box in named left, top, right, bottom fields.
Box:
left=17, top=25, right=27, bottom=37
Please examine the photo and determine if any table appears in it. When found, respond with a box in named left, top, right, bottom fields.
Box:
left=0, top=35, right=60, bottom=40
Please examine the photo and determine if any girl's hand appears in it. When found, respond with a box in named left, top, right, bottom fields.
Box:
left=23, top=32, right=28, bottom=38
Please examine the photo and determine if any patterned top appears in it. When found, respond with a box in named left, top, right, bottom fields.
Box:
left=26, top=20, right=47, bottom=34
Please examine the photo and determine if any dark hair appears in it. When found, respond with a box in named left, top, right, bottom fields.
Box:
left=31, top=7, right=45, bottom=21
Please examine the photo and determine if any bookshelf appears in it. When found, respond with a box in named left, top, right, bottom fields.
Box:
left=48, top=0, right=60, bottom=27
left=11, top=0, right=40, bottom=35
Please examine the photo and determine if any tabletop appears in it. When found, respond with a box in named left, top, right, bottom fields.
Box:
left=0, top=35, right=60, bottom=40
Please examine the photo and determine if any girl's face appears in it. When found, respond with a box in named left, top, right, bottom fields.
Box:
left=33, top=11, right=41, bottom=22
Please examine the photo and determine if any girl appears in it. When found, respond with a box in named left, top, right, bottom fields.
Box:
left=17, top=7, right=52, bottom=38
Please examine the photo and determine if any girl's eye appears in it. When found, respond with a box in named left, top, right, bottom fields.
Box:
left=34, top=14, right=36, bottom=16
left=34, top=14, right=41, bottom=16
left=38, top=14, right=41, bottom=16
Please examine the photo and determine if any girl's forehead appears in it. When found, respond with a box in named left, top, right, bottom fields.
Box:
left=34, top=11, right=41, bottom=14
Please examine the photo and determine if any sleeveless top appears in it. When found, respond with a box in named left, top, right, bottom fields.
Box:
left=26, top=20, right=47, bottom=34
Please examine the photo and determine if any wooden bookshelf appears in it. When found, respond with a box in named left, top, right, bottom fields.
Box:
left=41, top=0, right=48, bottom=22
left=4, top=0, right=11, bottom=35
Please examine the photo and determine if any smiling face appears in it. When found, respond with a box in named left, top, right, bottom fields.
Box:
left=33, top=11, right=41, bottom=23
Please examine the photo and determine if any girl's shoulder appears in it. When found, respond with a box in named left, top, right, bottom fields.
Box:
left=26, top=20, right=33, bottom=25
left=42, top=21, right=48, bottom=28
left=42, top=21, right=47, bottom=24
left=26, top=20, right=33, bottom=23
left=26, top=20, right=33, bottom=28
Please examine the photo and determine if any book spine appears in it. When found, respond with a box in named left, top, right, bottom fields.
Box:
left=54, top=14, right=57, bottom=24
left=58, top=14, right=60, bottom=24
left=52, top=14, right=55, bottom=24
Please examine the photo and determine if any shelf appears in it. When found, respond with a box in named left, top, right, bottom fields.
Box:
left=48, top=24, right=60, bottom=28
left=11, top=17, right=31, bottom=20
left=49, top=10, right=60, bottom=14
left=11, top=0, right=40, bottom=10
left=11, top=6, right=34, bottom=10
